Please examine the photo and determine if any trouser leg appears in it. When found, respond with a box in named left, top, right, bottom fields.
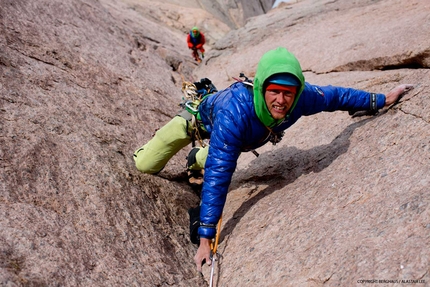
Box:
left=186, top=145, right=209, bottom=192
left=187, top=145, right=209, bottom=170
left=133, top=116, right=192, bottom=174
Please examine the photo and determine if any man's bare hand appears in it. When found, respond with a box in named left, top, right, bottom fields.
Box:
left=384, top=84, right=415, bottom=107
left=194, top=238, right=212, bottom=273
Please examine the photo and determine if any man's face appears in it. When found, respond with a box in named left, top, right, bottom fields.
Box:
left=264, top=88, right=296, bottom=119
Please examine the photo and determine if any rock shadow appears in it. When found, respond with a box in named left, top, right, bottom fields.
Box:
left=221, top=117, right=376, bottom=242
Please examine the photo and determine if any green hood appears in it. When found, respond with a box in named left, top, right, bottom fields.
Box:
left=253, top=47, right=305, bottom=127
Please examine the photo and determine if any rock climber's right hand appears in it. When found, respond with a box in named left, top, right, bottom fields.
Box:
left=194, top=237, right=212, bottom=273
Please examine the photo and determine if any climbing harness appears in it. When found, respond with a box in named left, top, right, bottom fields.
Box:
left=209, top=216, right=222, bottom=287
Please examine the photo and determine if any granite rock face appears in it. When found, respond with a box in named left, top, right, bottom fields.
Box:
left=1, top=0, right=429, bottom=286
left=1, top=0, right=204, bottom=285
left=149, top=0, right=275, bottom=29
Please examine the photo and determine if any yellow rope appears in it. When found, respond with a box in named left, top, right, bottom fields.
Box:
left=211, top=216, right=222, bottom=254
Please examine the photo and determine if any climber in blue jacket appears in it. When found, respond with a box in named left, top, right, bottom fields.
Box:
left=192, top=47, right=413, bottom=271
left=133, top=46, right=413, bottom=271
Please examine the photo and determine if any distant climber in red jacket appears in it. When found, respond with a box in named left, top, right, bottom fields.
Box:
left=187, top=26, right=205, bottom=61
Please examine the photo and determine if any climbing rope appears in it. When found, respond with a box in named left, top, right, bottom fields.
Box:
left=209, top=216, right=222, bottom=287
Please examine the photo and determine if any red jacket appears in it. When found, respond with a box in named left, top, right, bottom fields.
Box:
left=187, top=32, right=205, bottom=49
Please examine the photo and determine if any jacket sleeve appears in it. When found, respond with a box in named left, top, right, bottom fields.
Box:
left=198, top=108, right=243, bottom=239
left=186, top=34, right=194, bottom=48
left=297, top=83, right=386, bottom=116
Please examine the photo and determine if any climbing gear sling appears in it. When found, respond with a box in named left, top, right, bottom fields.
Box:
left=179, top=79, right=217, bottom=148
